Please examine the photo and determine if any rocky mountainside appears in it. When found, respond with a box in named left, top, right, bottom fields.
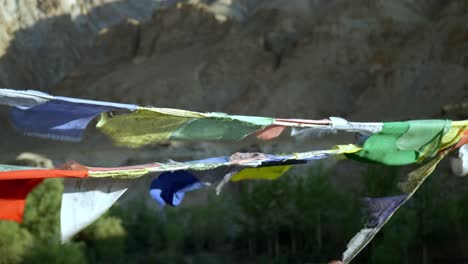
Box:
left=0, top=0, right=161, bottom=90
left=50, top=0, right=467, bottom=121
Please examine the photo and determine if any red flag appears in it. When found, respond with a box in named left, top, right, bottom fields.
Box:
left=0, top=162, right=88, bottom=222
left=0, top=179, right=43, bottom=222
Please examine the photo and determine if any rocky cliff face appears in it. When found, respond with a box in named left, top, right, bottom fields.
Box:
left=0, top=0, right=161, bottom=89
left=50, top=0, right=467, bottom=121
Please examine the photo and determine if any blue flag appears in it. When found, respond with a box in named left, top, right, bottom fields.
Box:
left=149, top=171, right=205, bottom=207
left=10, top=99, right=135, bottom=141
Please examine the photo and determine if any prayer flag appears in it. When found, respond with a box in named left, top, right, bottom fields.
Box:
left=149, top=171, right=205, bottom=207
left=60, top=178, right=131, bottom=242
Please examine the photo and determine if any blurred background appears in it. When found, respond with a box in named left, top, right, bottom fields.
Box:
left=0, top=0, right=467, bottom=263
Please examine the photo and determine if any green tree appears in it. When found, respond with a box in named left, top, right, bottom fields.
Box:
left=22, top=241, right=87, bottom=264
left=22, top=179, right=63, bottom=240
left=0, top=221, right=33, bottom=264
left=82, top=215, right=126, bottom=263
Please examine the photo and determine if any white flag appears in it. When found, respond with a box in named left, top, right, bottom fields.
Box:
left=60, top=178, right=131, bottom=242
left=451, top=144, right=468, bottom=177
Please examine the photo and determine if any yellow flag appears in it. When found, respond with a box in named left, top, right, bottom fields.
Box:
left=230, top=165, right=291, bottom=181
left=88, top=168, right=151, bottom=179
left=439, top=121, right=468, bottom=151
left=399, top=154, right=445, bottom=194
left=97, top=108, right=190, bottom=148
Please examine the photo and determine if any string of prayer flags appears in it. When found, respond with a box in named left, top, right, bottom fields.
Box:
left=2, top=89, right=466, bottom=156
left=57, top=145, right=360, bottom=241
left=84, top=147, right=360, bottom=179
left=0, top=89, right=392, bottom=147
